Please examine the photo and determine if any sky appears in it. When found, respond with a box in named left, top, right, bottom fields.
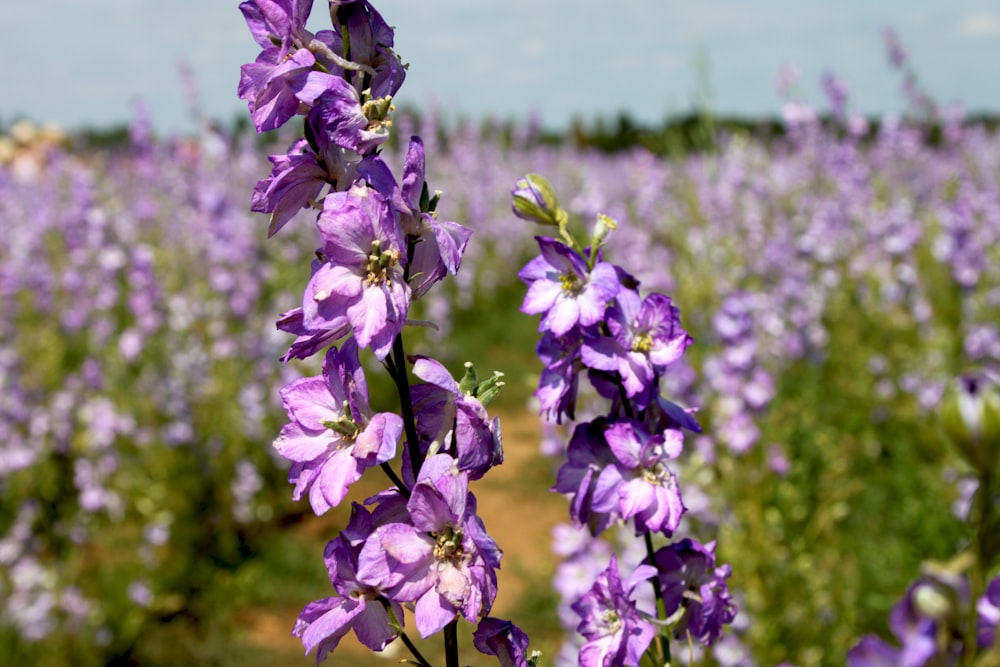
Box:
left=4, top=0, right=1000, bottom=136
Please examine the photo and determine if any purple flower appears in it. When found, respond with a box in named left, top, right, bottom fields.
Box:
left=276, top=306, right=350, bottom=364
left=356, top=454, right=501, bottom=638
left=252, top=139, right=329, bottom=237
left=274, top=340, right=402, bottom=514
left=592, top=421, right=685, bottom=535
left=409, top=356, right=503, bottom=479
left=534, top=328, right=583, bottom=424
left=655, top=539, right=737, bottom=646
left=304, top=183, right=410, bottom=359
left=238, top=47, right=339, bottom=133
left=519, top=237, right=620, bottom=337
left=331, top=0, right=407, bottom=99
left=847, top=579, right=957, bottom=667
left=572, top=554, right=656, bottom=667
left=583, top=289, right=691, bottom=401
left=978, top=576, right=1000, bottom=649
left=473, top=617, right=533, bottom=667
left=309, top=79, right=391, bottom=155
left=552, top=419, right=618, bottom=535
left=293, top=503, right=403, bottom=662
left=362, top=137, right=472, bottom=298
left=239, top=0, right=314, bottom=53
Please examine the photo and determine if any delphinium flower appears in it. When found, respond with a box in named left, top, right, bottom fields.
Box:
left=655, top=539, right=737, bottom=646
left=513, top=173, right=736, bottom=666
left=274, top=339, right=402, bottom=514
left=519, top=236, right=620, bottom=338
left=239, top=2, right=522, bottom=665
left=408, top=356, right=503, bottom=479
left=356, top=454, right=501, bottom=638
left=572, top=554, right=656, bottom=667
left=304, top=183, right=410, bottom=359
left=293, top=503, right=404, bottom=661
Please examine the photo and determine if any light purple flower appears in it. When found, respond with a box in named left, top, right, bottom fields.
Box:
left=239, top=0, right=314, bottom=53
left=304, top=183, right=410, bottom=359
left=356, top=454, right=501, bottom=638
left=534, top=328, right=583, bottom=424
left=519, top=237, right=620, bottom=337
left=552, top=419, right=618, bottom=535
left=473, top=617, right=533, bottom=667
left=252, top=139, right=329, bottom=237
left=238, top=47, right=339, bottom=133
left=655, top=539, right=737, bottom=646
left=276, top=306, right=350, bottom=364
left=274, top=340, right=402, bottom=514
left=592, top=420, right=685, bottom=535
left=332, top=0, right=407, bottom=99
left=294, top=503, right=403, bottom=662
left=409, top=356, right=503, bottom=479
left=572, top=554, right=656, bottom=667
left=583, top=289, right=691, bottom=401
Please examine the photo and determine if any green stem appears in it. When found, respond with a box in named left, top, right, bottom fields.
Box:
left=966, top=468, right=993, bottom=666
left=443, top=619, right=459, bottom=667
left=644, top=532, right=671, bottom=666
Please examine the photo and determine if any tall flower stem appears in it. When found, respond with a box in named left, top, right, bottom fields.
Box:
left=390, top=332, right=424, bottom=477
left=444, top=619, right=459, bottom=667
left=644, top=531, right=671, bottom=666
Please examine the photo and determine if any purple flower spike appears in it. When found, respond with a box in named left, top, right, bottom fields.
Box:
left=572, top=554, right=656, bottom=667
left=593, top=421, right=686, bottom=535
left=655, top=539, right=737, bottom=646
left=519, top=237, right=620, bottom=337
left=304, top=184, right=410, bottom=359
left=293, top=503, right=403, bottom=662
left=356, top=454, right=501, bottom=638
left=274, top=340, right=402, bottom=514
left=473, top=617, right=533, bottom=667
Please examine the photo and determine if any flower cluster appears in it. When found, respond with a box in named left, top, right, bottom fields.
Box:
left=513, top=174, right=737, bottom=666
left=238, top=2, right=528, bottom=665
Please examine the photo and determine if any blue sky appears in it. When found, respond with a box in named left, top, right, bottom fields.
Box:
left=4, top=1, right=1000, bottom=135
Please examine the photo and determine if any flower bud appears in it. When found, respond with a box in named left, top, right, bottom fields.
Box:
left=511, top=173, right=567, bottom=227
left=939, top=370, right=1000, bottom=474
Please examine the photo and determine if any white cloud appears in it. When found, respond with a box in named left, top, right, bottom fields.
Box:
left=957, top=11, right=1000, bottom=39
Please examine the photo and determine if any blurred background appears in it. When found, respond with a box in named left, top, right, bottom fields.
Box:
left=2, top=2, right=999, bottom=666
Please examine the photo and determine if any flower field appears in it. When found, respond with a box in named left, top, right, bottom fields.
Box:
left=2, top=63, right=1000, bottom=665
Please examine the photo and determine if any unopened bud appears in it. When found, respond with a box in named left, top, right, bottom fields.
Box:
left=939, top=370, right=1000, bottom=473
left=511, top=173, right=567, bottom=227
